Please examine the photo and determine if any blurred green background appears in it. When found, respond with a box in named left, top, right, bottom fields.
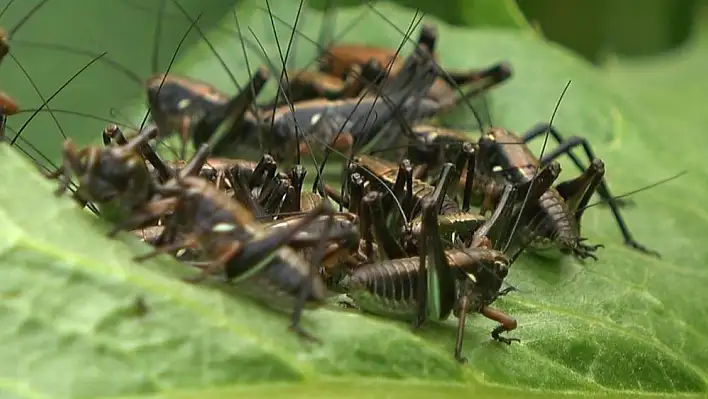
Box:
left=518, top=0, right=702, bottom=62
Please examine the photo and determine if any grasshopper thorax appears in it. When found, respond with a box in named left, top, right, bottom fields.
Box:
left=451, top=249, right=510, bottom=316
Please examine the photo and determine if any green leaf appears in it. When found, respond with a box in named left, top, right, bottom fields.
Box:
left=2, top=0, right=708, bottom=398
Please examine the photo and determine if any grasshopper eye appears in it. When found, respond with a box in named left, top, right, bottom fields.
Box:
left=212, top=223, right=236, bottom=233
left=186, top=186, right=202, bottom=196
left=494, top=260, right=510, bottom=276
left=177, top=98, right=191, bottom=110
left=464, top=272, right=478, bottom=283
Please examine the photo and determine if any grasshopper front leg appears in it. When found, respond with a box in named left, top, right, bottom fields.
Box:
left=108, top=197, right=178, bottom=238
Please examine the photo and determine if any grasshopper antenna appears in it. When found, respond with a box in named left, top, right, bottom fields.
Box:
left=7, top=52, right=66, bottom=139
left=109, top=107, right=141, bottom=130
left=5, top=0, right=50, bottom=36
left=578, top=170, right=687, bottom=212
left=10, top=52, right=107, bottom=146
left=169, top=0, right=244, bottom=92
left=6, top=127, right=95, bottom=214
left=251, top=0, right=326, bottom=193
left=306, top=9, right=423, bottom=195
left=250, top=2, right=415, bottom=225
left=363, top=5, right=495, bottom=131
left=311, top=9, right=430, bottom=205
left=139, top=1, right=203, bottom=158
left=502, top=80, right=571, bottom=253
left=139, top=0, right=167, bottom=137
left=151, top=0, right=166, bottom=83
left=13, top=40, right=146, bottom=86
left=264, top=0, right=305, bottom=167
left=169, top=0, right=267, bottom=158
left=249, top=2, right=371, bottom=104
left=232, top=10, right=264, bottom=153
left=316, top=0, right=334, bottom=53
left=262, top=0, right=336, bottom=187
left=0, top=0, right=52, bottom=63
left=12, top=108, right=133, bottom=128
left=333, top=10, right=423, bottom=198
left=249, top=26, right=411, bottom=227
left=0, top=0, right=15, bottom=21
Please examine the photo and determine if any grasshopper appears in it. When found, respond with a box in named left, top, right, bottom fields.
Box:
left=264, top=212, right=362, bottom=290
left=43, top=80, right=247, bottom=223
left=339, top=165, right=525, bottom=362
left=332, top=153, right=559, bottom=254
left=46, top=127, right=158, bottom=213
left=402, top=112, right=660, bottom=259
left=318, top=22, right=512, bottom=108
left=233, top=2, right=504, bottom=164
left=246, top=41, right=442, bottom=164
left=259, top=4, right=512, bottom=110
left=112, top=145, right=339, bottom=340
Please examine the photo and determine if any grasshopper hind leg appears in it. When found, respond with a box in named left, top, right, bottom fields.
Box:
left=523, top=124, right=660, bottom=258
left=521, top=123, right=633, bottom=208
left=288, top=208, right=336, bottom=344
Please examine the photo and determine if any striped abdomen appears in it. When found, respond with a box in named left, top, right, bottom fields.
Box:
left=226, top=248, right=328, bottom=311
left=527, top=188, right=579, bottom=251
left=342, top=257, right=454, bottom=321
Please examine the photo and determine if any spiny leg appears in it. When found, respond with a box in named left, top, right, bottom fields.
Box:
left=523, top=125, right=658, bottom=257
left=430, top=163, right=456, bottom=213
left=459, top=142, right=476, bottom=212
left=104, top=124, right=172, bottom=182
left=289, top=209, right=335, bottom=344
left=226, top=168, right=265, bottom=218
left=521, top=123, right=632, bottom=207
left=453, top=282, right=470, bottom=363
left=555, top=158, right=607, bottom=259
left=411, top=183, right=457, bottom=331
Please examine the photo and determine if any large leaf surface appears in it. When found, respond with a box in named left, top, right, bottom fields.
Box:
left=1, top=0, right=707, bottom=398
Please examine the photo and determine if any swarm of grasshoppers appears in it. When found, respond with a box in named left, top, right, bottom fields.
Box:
left=2, top=0, right=683, bottom=365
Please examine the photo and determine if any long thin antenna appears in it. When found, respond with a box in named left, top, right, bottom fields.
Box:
left=10, top=52, right=107, bottom=145
left=8, top=52, right=67, bottom=139
left=502, top=80, right=571, bottom=252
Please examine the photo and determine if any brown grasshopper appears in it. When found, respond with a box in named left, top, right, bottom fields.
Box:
left=319, top=23, right=512, bottom=108
left=329, top=153, right=559, bottom=256
left=109, top=145, right=344, bottom=340
left=260, top=6, right=512, bottom=110
left=338, top=164, right=528, bottom=362
left=403, top=121, right=658, bottom=259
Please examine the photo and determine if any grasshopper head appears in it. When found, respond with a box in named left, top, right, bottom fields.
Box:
left=453, top=249, right=511, bottom=315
